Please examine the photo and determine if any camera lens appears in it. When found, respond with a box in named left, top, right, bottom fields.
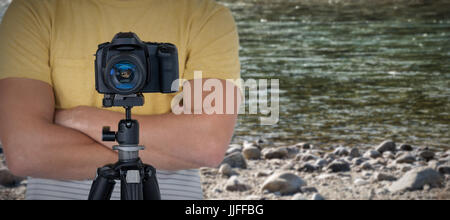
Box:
left=104, top=54, right=146, bottom=95
left=110, top=61, right=137, bottom=90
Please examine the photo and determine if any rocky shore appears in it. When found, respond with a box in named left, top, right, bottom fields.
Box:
left=1, top=141, right=449, bottom=200
left=0, top=150, right=26, bottom=200
left=201, top=140, right=450, bottom=200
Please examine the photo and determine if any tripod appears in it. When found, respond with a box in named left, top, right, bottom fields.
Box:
left=88, top=94, right=161, bottom=200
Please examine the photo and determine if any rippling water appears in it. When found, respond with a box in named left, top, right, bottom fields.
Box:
left=220, top=0, right=450, bottom=148
left=1, top=0, right=449, bottom=148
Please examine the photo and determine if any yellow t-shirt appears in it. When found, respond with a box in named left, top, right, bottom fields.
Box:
left=0, top=0, right=240, bottom=115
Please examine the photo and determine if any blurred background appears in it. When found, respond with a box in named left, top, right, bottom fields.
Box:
left=1, top=0, right=449, bottom=149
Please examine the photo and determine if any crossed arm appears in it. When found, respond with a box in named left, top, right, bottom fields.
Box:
left=0, top=78, right=239, bottom=180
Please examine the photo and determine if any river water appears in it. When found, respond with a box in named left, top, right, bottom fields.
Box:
left=1, top=0, right=449, bottom=148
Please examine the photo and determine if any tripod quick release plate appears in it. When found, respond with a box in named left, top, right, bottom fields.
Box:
left=103, top=94, right=144, bottom=108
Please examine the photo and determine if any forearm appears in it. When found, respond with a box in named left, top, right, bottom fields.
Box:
left=66, top=107, right=235, bottom=170
left=3, top=120, right=116, bottom=180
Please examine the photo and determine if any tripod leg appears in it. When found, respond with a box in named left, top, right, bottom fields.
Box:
left=88, top=166, right=117, bottom=200
left=120, top=170, right=144, bottom=200
left=143, top=165, right=161, bottom=200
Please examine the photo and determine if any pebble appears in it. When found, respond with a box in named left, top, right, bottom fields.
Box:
left=399, top=144, right=413, bottom=151
left=373, top=172, right=397, bottom=182
left=361, top=161, right=373, bottom=170
left=243, top=141, right=258, bottom=149
left=298, top=153, right=318, bottom=162
left=298, top=163, right=317, bottom=173
left=396, top=153, right=416, bottom=164
left=281, top=162, right=296, bottom=170
left=383, top=151, right=395, bottom=160
left=300, top=186, right=318, bottom=193
left=311, top=193, right=325, bottom=200
left=221, top=152, right=247, bottom=169
left=256, top=171, right=271, bottom=178
left=364, top=150, right=381, bottom=159
left=327, top=161, right=351, bottom=173
left=419, top=150, right=435, bottom=161
left=219, top=164, right=234, bottom=177
left=262, top=147, right=289, bottom=159
left=437, top=165, right=450, bottom=175
left=333, top=146, right=349, bottom=156
left=0, top=168, right=24, bottom=187
left=296, top=142, right=311, bottom=150
left=291, top=193, right=306, bottom=200
left=226, top=144, right=243, bottom=155
left=349, top=148, right=361, bottom=158
left=375, top=140, right=396, bottom=153
left=389, top=167, right=443, bottom=192
left=225, top=176, right=250, bottom=192
left=354, top=178, right=369, bottom=186
left=242, top=146, right=261, bottom=160
left=262, top=172, right=306, bottom=195
left=285, top=146, right=300, bottom=158
left=314, top=159, right=328, bottom=168
left=352, top=157, right=368, bottom=166
left=400, top=164, right=413, bottom=172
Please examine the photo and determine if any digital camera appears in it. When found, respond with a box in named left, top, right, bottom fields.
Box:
left=95, top=32, right=179, bottom=95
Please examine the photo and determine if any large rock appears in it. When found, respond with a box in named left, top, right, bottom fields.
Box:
left=225, top=176, right=250, bottom=192
left=327, top=161, right=351, bottom=173
left=242, top=146, right=261, bottom=160
left=389, top=167, right=444, bottom=192
left=0, top=168, right=24, bottom=187
left=262, top=147, right=288, bottom=159
left=262, top=172, right=306, bottom=195
left=375, top=141, right=396, bottom=153
left=221, top=152, right=247, bottom=169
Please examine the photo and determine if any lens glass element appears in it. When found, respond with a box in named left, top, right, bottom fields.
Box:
left=109, top=61, right=137, bottom=90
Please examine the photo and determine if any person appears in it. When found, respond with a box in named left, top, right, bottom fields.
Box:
left=0, top=0, right=240, bottom=200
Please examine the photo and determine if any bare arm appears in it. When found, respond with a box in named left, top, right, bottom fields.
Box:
left=0, top=78, right=117, bottom=180
left=55, top=79, right=240, bottom=170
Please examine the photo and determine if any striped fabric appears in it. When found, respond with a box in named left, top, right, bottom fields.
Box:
left=26, top=169, right=203, bottom=200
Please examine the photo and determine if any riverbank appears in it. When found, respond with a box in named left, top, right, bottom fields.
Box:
left=1, top=140, right=449, bottom=200
left=200, top=140, right=450, bottom=200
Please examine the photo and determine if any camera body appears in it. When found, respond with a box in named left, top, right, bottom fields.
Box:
left=95, top=32, right=179, bottom=96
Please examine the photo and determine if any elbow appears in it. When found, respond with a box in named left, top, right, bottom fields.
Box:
left=7, top=160, right=30, bottom=178
left=199, top=141, right=228, bottom=168
left=2, top=140, right=38, bottom=178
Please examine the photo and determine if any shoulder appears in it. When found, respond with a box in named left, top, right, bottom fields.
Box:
left=5, top=0, right=57, bottom=20
left=175, top=0, right=232, bottom=19
left=8, top=0, right=57, bottom=11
